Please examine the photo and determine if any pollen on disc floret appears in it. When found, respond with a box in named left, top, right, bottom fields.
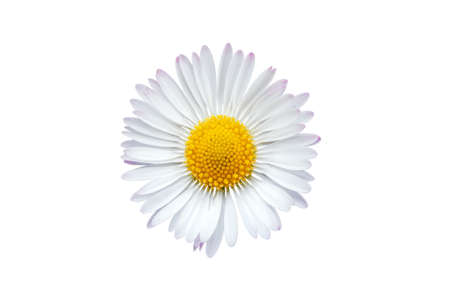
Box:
left=185, top=115, right=256, bottom=190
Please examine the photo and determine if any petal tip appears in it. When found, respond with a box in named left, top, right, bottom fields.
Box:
left=147, top=219, right=155, bottom=228
left=286, top=94, right=295, bottom=99
left=130, top=193, right=141, bottom=201
left=135, top=83, right=146, bottom=92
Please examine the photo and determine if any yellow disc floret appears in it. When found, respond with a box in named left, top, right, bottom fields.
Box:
left=185, top=115, right=256, bottom=190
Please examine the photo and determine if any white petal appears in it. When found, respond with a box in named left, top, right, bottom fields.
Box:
left=267, top=205, right=282, bottom=230
left=252, top=108, right=299, bottom=134
left=223, top=50, right=244, bottom=114
left=147, top=182, right=195, bottom=227
left=123, top=155, right=183, bottom=167
left=223, top=193, right=238, bottom=247
left=156, top=69, right=197, bottom=123
left=253, top=124, right=306, bottom=144
left=131, top=101, right=181, bottom=137
left=147, top=78, right=161, bottom=92
left=199, top=193, right=223, bottom=242
left=246, top=94, right=294, bottom=126
left=200, top=45, right=217, bottom=112
left=193, top=235, right=201, bottom=251
left=140, top=176, right=190, bottom=213
left=169, top=186, right=200, bottom=232
left=174, top=57, right=202, bottom=121
left=260, top=134, right=320, bottom=151
left=237, top=67, right=276, bottom=117
left=247, top=186, right=281, bottom=231
left=257, top=144, right=316, bottom=170
left=241, top=79, right=295, bottom=128
left=122, top=164, right=183, bottom=181
left=241, top=79, right=288, bottom=125
left=173, top=188, right=203, bottom=238
left=259, top=164, right=311, bottom=194
left=123, top=160, right=147, bottom=166
left=298, top=111, right=314, bottom=123
left=252, top=92, right=311, bottom=126
left=206, top=204, right=225, bottom=258
left=292, top=93, right=309, bottom=108
left=259, top=146, right=318, bottom=160
left=134, top=83, right=153, bottom=103
left=122, top=130, right=183, bottom=149
left=241, top=189, right=270, bottom=239
left=123, top=146, right=182, bottom=164
left=216, top=43, right=233, bottom=113
left=268, top=167, right=315, bottom=182
left=286, top=189, right=308, bottom=208
left=123, top=117, right=180, bottom=142
left=253, top=215, right=271, bottom=239
left=256, top=158, right=311, bottom=171
left=185, top=189, right=209, bottom=242
left=230, top=52, right=255, bottom=116
left=176, top=55, right=207, bottom=118
left=250, top=174, right=294, bottom=211
left=136, top=84, right=190, bottom=127
left=298, top=133, right=321, bottom=146
left=192, top=53, right=212, bottom=115
left=291, top=170, right=315, bottom=181
left=121, top=140, right=141, bottom=148
left=134, top=167, right=187, bottom=195
left=232, top=187, right=257, bottom=238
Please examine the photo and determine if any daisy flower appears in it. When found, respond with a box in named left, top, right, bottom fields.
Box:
left=122, top=44, right=320, bottom=257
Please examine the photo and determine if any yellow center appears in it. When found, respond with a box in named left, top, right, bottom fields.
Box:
left=185, top=115, right=256, bottom=190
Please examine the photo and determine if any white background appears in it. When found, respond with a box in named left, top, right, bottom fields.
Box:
left=1, top=0, right=449, bottom=295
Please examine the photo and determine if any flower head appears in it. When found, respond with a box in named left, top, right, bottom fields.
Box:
left=122, top=44, right=320, bottom=257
